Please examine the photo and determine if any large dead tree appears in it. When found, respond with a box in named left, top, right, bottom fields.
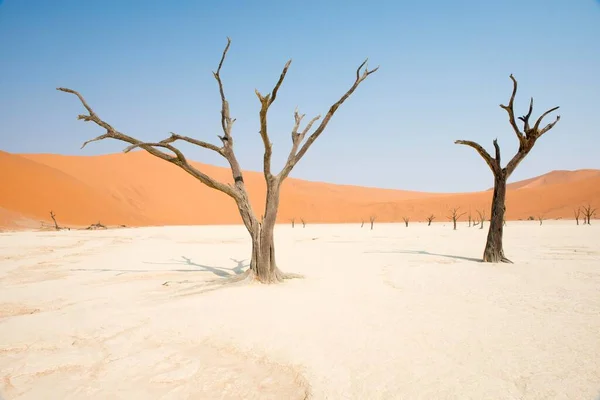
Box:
left=58, top=38, right=378, bottom=284
left=448, top=207, right=466, bottom=230
left=582, top=204, right=596, bottom=225
left=455, top=75, right=560, bottom=263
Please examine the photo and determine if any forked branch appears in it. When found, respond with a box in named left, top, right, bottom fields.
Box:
left=457, top=74, right=560, bottom=179
left=278, top=60, right=379, bottom=180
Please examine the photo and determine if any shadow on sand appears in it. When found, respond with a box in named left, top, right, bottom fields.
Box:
left=365, top=249, right=482, bottom=263
left=70, top=256, right=249, bottom=278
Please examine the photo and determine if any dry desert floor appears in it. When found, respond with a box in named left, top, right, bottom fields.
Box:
left=1, top=221, right=599, bottom=399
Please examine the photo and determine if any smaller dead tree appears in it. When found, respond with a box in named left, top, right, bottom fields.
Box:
left=538, top=214, right=544, bottom=226
left=582, top=204, right=597, bottom=225
left=361, top=220, right=364, bottom=228
left=291, top=218, right=295, bottom=228
left=301, top=218, right=306, bottom=228
left=370, top=216, right=376, bottom=230
left=468, top=211, right=472, bottom=227
left=574, top=207, right=581, bottom=225
left=448, top=207, right=466, bottom=230
left=476, top=209, right=486, bottom=230
left=49, top=211, right=60, bottom=230
left=402, top=216, right=409, bottom=227
left=426, top=214, right=435, bottom=226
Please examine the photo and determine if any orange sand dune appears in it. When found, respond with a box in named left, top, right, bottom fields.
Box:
left=1, top=150, right=598, bottom=228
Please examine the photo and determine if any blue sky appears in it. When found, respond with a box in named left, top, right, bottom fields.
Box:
left=1, top=0, right=599, bottom=192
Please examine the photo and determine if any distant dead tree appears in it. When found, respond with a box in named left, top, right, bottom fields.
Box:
left=468, top=210, right=472, bottom=227
left=455, top=75, right=560, bottom=262
left=426, top=214, right=435, bottom=226
left=476, top=209, right=486, bottom=230
left=49, top=211, right=60, bottom=230
left=538, top=214, right=544, bottom=226
left=301, top=218, right=306, bottom=228
left=402, top=216, right=409, bottom=227
left=582, top=204, right=597, bottom=225
left=369, top=216, right=376, bottom=230
left=290, top=218, right=295, bottom=228
left=361, top=219, right=365, bottom=228
left=86, top=222, right=107, bottom=230
left=448, top=207, right=466, bottom=230
left=574, top=207, right=581, bottom=225
left=58, top=38, right=377, bottom=284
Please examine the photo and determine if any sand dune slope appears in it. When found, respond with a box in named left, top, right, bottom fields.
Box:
left=1, top=150, right=598, bottom=228
left=0, top=151, right=149, bottom=227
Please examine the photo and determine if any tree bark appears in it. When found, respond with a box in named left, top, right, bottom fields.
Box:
left=483, top=174, right=508, bottom=262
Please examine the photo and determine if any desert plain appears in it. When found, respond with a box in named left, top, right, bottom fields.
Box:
left=1, top=220, right=599, bottom=399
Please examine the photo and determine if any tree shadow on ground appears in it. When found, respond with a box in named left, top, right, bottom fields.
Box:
left=71, top=256, right=248, bottom=277
left=366, top=250, right=482, bottom=263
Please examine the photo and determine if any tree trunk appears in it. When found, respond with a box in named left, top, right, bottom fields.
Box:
left=248, top=222, right=284, bottom=283
left=483, top=174, right=509, bottom=262
left=453, top=220, right=457, bottom=230
left=236, top=185, right=287, bottom=284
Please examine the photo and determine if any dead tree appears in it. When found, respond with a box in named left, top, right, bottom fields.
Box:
left=455, top=75, right=560, bottom=262
left=369, top=216, right=376, bottom=230
left=476, top=209, right=486, bottom=230
left=301, top=218, right=306, bottom=228
left=448, top=207, right=466, bottom=230
left=49, top=211, right=60, bottom=230
left=582, top=204, right=597, bottom=225
left=402, top=216, right=409, bottom=227
left=574, top=207, right=581, bottom=225
left=86, top=222, right=107, bottom=230
left=538, top=214, right=544, bottom=226
left=58, top=38, right=377, bottom=284
left=468, top=211, right=472, bottom=227
left=361, top=220, right=365, bottom=228
left=291, top=218, right=295, bottom=228
left=426, top=214, right=435, bottom=226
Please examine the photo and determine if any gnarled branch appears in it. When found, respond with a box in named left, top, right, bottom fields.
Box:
left=454, top=140, right=500, bottom=175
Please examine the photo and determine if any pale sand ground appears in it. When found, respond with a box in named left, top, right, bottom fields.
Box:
left=1, top=221, right=599, bottom=399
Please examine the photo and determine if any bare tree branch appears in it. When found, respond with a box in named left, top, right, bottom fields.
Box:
left=454, top=140, right=500, bottom=175
left=210, top=38, right=248, bottom=189
left=164, top=132, right=225, bottom=156
left=518, top=97, right=534, bottom=132
left=57, top=87, right=239, bottom=199
left=291, top=60, right=379, bottom=168
left=499, top=74, right=525, bottom=145
left=255, top=60, right=293, bottom=180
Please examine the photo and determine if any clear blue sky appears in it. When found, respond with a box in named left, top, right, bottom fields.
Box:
left=1, top=0, right=599, bottom=192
